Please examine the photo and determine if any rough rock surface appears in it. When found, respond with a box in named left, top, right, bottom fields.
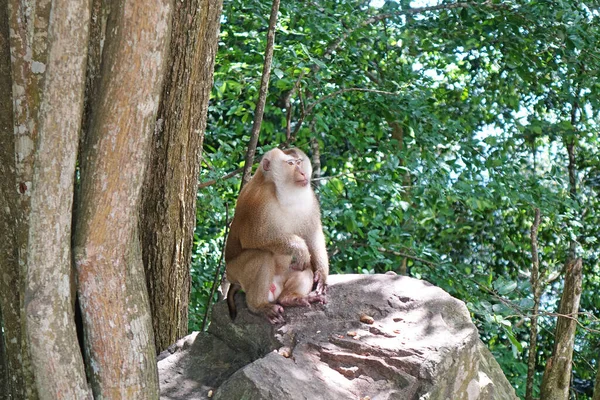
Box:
left=159, top=274, right=518, bottom=400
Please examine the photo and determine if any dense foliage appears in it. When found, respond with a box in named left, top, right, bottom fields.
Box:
left=190, top=0, right=600, bottom=397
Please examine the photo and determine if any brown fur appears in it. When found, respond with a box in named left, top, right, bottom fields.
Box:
left=225, top=148, right=329, bottom=323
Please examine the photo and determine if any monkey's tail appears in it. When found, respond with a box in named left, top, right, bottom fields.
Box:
left=227, top=283, right=242, bottom=320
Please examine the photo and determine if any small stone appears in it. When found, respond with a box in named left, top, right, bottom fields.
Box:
left=278, top=347, right=291, bottom=358
left=360, top=314, right=374, bottom=324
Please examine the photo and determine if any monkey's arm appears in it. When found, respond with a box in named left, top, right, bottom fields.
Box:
left=242, top=233, right=311, bottom=269
left=307, top=227, right=329, bottom=294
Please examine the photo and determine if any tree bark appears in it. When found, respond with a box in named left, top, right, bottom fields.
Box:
left=23, top=0, right=92, bottom=398
left=141, top=0, right=223, bottom=353
left=539, top=258, right=583, bottom=400
left=24, top=0, right=91, bottom=399
left=310, top=135, right=321, bottom=179
left=80, top=0, right=110, bottom=147
left=593, top=362, right=600, bottom=400
left=0, top=306, right=7, bottom=396
left=3, top=0, right=54, bottom=397
left=0, top=1, right=20, bottom=397
left=73, top=0, right=172, bottom=397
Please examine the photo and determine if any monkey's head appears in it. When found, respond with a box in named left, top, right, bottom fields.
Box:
left=260, top=148, right=312, bottom=190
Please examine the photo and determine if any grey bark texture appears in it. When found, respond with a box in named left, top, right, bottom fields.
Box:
left=3, top=0, right=53, bottom=397
left=0, top=1, right=19, bottom=396
left=141, top=0, right=223, bottom=354
left=539, top=258, right=583, bottom=400
left=80, top=0, right=110, bottom=147
left=593, top=362, right=600, bottom=400
left=73, top=0, right=173, bottom=397
left=159, top=274, right=518, bottom=400
left=0, top=306, right=6, bottom=396
left=24, top=0, right=92, bottom=398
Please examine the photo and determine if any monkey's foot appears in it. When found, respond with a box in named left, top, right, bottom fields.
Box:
left=265, top=304, right=285, bottom=324
left=279, top=292, right=326, bottom=308
left=306, top=291, right=327, bottom=305
left=279, top=296, right=310, bottom=307
left=313, top=271, right=327, bottom=295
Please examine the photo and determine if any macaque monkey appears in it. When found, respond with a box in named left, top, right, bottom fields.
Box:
left=225, top=148, right=329, bottom=324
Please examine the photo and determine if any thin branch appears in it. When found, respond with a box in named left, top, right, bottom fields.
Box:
left=282, top=0, right=508, bottom=141
left=291, top=88, right=399, bottom=139
left=526, top=208, right=542, bottom=400
left=201, top=203, right=229, bottom=332
left=283, top=0, right=497, bottom=109
left=308, top=88, right=398, bottom=115
left=351, top=242, right=438, bottom=267
left=323, top=1, right=473, bottom=61
left=198, top=167, right=244, bottom=189
left=285, top=95, right=292, bottom=140
left=377, top=247, right=437, bottom=267
left=311, top=169, right=379, bottom=182
left=344, top=242, right=599, bottom=338
left=241, top=0, right=281, bottom=188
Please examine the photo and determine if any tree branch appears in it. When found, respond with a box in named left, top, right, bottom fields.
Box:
left=526, top=208, right=541, bottom=400
left=282, top=0, right=507, bottom=140
left=290, top=88, right=399, bottom=140
left=241, top=0, right=281, bottom=188
left=284, top=0, right=495, bottom=107
left=202, top=203, right=229, bottom=332
left=198, top=167, right=244, bottom=189
left=309, top=88, right=398, bottom=115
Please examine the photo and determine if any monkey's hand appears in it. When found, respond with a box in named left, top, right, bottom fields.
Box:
left=289, top=255, right=310, bottom=271
left=289, top=242, right=311, bottom=271
left=313, top=270, right=327, bottom=295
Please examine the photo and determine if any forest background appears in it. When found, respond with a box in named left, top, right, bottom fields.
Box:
left=0, top=0, right=598, bottom=399
left=192, top=1, right=599, bottom=399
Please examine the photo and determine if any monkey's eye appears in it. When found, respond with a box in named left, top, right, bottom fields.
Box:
left=287, top=160, right=295, bottom=166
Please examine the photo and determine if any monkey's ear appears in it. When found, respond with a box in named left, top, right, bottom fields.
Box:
left=262, top=158, right=271, bottom=171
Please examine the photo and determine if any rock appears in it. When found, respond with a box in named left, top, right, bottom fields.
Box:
left=159, top=274, right=518, bottom=400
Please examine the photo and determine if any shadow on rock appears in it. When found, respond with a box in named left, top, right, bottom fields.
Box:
left=159, top=274, right=518, bottom=400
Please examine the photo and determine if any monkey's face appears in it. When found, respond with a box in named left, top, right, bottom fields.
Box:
left=261, top=147, right=313, bottom=190
left=284, top=157, right=310, bottom=187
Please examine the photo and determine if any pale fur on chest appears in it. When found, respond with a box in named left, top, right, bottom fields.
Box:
left=273, top=187, right=315, bottom=230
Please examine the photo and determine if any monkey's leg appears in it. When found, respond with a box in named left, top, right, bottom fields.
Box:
left=226, top=250, right=285, bottom=324
left=278, top=269, right=326, bottom=307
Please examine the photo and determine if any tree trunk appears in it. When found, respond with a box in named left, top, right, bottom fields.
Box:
left=2, top=0, right=54, bottom=397
left=80, top=0, right=110, bottom=147
left=593, top=362, right=600, bottom=400
left=23, top=0, right=92, bottom=398
left=141, top=0, right=223, bottom=353
left=73, top=0, right=172, bottom=397
left=0, top=307, right=7, bottom=396
left=539, top=258, right=583, bottom=400
left=0, top=1, right=20, bottom=396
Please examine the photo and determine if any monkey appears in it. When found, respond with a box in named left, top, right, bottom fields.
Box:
left=225, top=147, right=329, bottom=324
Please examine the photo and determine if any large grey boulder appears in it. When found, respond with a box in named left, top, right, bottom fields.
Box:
left=159, top=274, right=518, bottom=400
